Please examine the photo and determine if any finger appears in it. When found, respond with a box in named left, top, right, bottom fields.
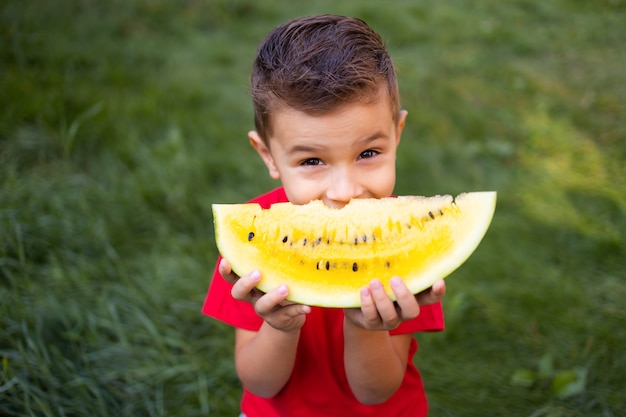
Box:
left=390, top=277, right=420, bottom=320
left=254, top=284, right=291, bottom=316
left=368, top=279, right=400, bottom=327
left=280, top=303, right=311, bottom=317
left=231, top=270, right=262, bottom=301
left=432, top=279, right=447, bottom=297
left=218, top=258, right=240, bottom=285
left=358, top=286, right=380, bottom=325
left=415, top=279, right=447, bottom=306
left=218, top=257, right=231, bottom=275
left=265, top=302, right=311, bottom=332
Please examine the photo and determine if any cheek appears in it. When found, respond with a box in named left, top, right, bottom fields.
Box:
left=371, top=170, right=396, bottom=198
left=361, top=161, right=397, bottom=198
left=280, top=175, right=323, bottom=205
left=284, top=188, right=322, bottom=205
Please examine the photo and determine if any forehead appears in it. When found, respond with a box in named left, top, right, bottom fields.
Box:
left=268, top=90, right=396, bottom=137
left=267, top=94, right=397, bottom=149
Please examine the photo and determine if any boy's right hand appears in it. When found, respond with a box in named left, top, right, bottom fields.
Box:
left=219, top=258, right=310, bottom=332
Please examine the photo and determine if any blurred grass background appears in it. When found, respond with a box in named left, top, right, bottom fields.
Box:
left=1, top=0, right=624, bottom=416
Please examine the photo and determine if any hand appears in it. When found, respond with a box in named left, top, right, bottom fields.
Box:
left=219, top=258, right=310, bottom=332
left=344, top=277, right=446, bottom=331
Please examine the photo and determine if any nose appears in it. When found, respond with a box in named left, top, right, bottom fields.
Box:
left=324, top=167, right=364, bottom=208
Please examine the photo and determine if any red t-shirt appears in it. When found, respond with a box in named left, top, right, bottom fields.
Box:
left=203, top=187, right=445, bottom=417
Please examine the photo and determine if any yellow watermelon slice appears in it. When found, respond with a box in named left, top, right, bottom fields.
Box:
left=212, top=192, right=496, bottom=307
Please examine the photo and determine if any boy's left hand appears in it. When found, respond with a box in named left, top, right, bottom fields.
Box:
left=344, top=277, right=446, bottom=331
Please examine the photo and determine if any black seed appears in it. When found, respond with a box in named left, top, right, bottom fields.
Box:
left=303, top=238, right=307, bottom=246
left=317, top=238, right=322, bottom=245
left=316, top=262, right=320, bottom=270
left=325, top=261, right=330, bottom=271
left=363, top=235, right=367, bottom=243
left=282, top=236, right=288, bottom=243
left=439, top=209, right=444, bottom=215
left=247, top=232, right=255, bottom=241
left=354, top=237, right=358, bottom=245
left=352, top=262, right=358, bottom=272
left=428, top=211, right=435, bottom=219
left=385, top=261, right=391, bottom=268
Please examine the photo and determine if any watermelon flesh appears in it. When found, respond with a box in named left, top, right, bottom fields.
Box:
left=212, top=192, right=496, bottom=307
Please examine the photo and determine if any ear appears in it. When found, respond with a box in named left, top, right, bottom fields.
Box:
left=395, top=110, right=408, bottom=145
left=249, top=131, right=280, bottom=180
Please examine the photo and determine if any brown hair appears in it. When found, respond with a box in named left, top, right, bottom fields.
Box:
left=251, top=14, right=400, bottom=143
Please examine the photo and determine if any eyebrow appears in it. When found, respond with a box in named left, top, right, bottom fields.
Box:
left=358, top=132, right=389, bottom=145
left=287, top=144, right=324, bottom=154
left=287, top=133, right=389, bottom=155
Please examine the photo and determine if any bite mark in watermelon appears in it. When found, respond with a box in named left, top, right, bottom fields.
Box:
left=212, top=192, right=496, bottom=307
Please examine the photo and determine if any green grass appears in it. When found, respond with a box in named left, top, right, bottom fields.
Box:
left=1, top=0, right=625, bottom=416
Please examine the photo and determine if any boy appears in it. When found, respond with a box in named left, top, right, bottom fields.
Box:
left=203, top=14, right=446, bottom=416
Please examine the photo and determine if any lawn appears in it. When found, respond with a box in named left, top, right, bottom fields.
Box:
left=1, top=0, right=625, bottom=416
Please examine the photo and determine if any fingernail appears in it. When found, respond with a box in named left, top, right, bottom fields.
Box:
left=370, top=279, right=383, bottom=290
left=277, top=285, right=288, bottom=296
left=249, top=270, right=261, bottom=282
left=360, top=287, right=370, bottom=297
left=390, top=277, right=403, bottom=288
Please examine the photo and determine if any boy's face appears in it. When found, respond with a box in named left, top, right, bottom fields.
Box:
left=250, top=94, right=407, bottom=208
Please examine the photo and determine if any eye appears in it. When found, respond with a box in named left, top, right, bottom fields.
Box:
left=358, top=149, right=379, bottom=160
left=300, top=158, right=324, bottom=166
